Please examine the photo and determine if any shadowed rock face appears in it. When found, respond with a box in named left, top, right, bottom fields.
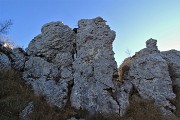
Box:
left=70, top=17, right=119, bottom=114
left=10, top=48, right=27, bottom=71
left=161, top=50, right=180, bottom=88
left=0, top=52, right=11, bottom=70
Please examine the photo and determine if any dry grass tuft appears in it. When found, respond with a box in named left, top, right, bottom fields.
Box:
left=172, top=86, right=180, bottom=118
left=0, top=70, right=32, bottom=120
left=123, top=95, right=165, bottom=120
left=0, top=69, right=173, bottom=120
left=118, top=57, right=132, bottom=81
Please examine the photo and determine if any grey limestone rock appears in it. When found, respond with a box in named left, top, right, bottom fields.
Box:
left=116, top=81, right=133, bottom=116
left=161, top=50, right=180, bottom=87
left=22, top=18, right=179, bottom=118
left=10, top=48, right=27, bottom=71
left=26, top=21, right=75, bottom=61
left=71, top=17, right=119, bottom=114
left=31, top=77, right=68, bottom=108
left=128, top=39, right=176, bottom=116
left=0, top=52, right=11, bottom=70
left=19, top=102, right=34, bottom=120
left=23, top=56, right=59, bottom=80
left=23, top=21, right=75, bottom=109
left=134, top=38, right=160, bottom=58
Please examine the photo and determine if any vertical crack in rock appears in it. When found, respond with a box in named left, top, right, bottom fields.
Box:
left=115, top=80, right=133, bottom=116
left=70, top=17, right=119, bottom=114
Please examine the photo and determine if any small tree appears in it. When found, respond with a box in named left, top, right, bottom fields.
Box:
left=0, top=20, right=15, bottom=49
left=0, top=19, right=13, bottom=35
left=125, top=48, right=132, bottom=57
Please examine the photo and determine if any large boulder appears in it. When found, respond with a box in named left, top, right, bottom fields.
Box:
left=127, top=39, right=176, bottom=117
left=71, top=17, right=119, bottom=114
left=23, top=22, right=75, bottom=108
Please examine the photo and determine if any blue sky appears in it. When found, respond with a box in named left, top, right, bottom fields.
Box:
left=0, top=0, right=180, bottom=66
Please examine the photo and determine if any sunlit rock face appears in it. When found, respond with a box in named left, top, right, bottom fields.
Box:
left=23, top=22, right=75, bottom=108
left=70, top=17, right=119, bottom=114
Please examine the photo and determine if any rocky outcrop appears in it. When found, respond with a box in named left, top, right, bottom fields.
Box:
left=117, top=39, right=178, bottom=118
left=161, top=50, right=180, bottom=88
left=26, top=21, right=75, bottom=61
left=23, top=22, right=75, bottom=108
left=70, top=17, right=119, bottom=114
left=129, top=52, right=176, bottom=115
left=1, top=17, right=179, bottom=119
left=0, top=41, right=27, bottom=71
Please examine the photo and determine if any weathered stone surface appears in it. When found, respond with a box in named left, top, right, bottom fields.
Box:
left=116, top=81, right=133, bottom=116
left=19, top=101, right=34, bottom=120
left=31, top=77, right=68, bottom=108
left=161, top=50, right=180, bottom=87
left=10, top=48, right=27, bottom=71
left=23, top=56, right=59, bottom=80
left=134, top=38, right=160, bottom=58
left=129, top=53, right=175, bottom=101
left=0, top=52, right=11, bottom=70
left=23, top=22, right=75, bottom=109
left=26, top=21, right=75, bottom=61
left=20, top=18, right=179, bottom=118
left=23, top=56, right=70, bottom=108
left=71, top=17, right=119, bottom=114
left=128, top=39, right=176, bottom=116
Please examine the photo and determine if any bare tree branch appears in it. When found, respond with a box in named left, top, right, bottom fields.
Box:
left=125, top=48, right=131, bottom=57
left=0, top=20, right=13, bottom=35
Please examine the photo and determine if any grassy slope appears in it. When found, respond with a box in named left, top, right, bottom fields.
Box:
left=1, top=69, right=176, bottom=120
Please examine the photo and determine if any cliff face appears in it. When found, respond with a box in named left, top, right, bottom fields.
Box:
left=71, top=17, right=119, bottom=114
left=0, top=17, right=180, bottom=119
